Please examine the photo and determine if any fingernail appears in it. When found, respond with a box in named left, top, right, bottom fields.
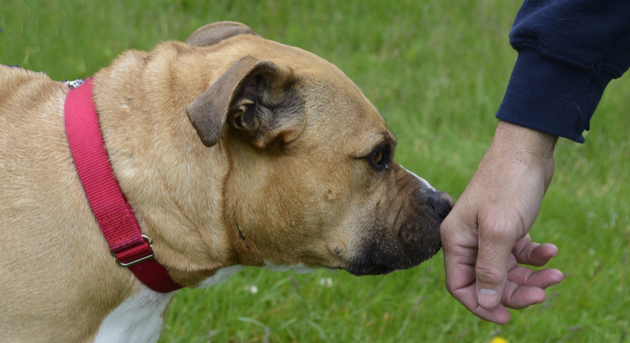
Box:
left=478, top=289, right=499, bottom=309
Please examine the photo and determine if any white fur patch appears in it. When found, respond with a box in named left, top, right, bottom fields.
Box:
left=401, top=165, right=436, bottom=192
left=197, top=265, right=245, bottom=288
left=94, top=286, right=175, bottom=343
left=262, top=261, right=316, bottom=274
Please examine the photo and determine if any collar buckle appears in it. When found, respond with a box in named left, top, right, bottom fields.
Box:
left=112, top=235, right=155, bottom=267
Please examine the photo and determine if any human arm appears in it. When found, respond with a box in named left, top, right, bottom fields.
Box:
left=497, top=0, right=630, bottom=143
left=439, top=0, right=630, bottom=324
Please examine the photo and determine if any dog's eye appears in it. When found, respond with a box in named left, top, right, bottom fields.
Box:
left=371, top=149, right=383, bottom=165
left=368, top=145, right=389, bottom=170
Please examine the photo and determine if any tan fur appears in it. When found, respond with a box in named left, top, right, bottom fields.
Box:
left=0, top=22, right=451, bottom=342
left=0, top=66, right=138, bottom=341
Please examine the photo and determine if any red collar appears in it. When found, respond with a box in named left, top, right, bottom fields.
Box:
left=64, top=78, right=182, bottom=293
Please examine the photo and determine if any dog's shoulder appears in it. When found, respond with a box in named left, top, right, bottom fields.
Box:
left=0, top=64, right=67, bottom=104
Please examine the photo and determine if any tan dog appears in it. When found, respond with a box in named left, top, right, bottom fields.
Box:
left=0, top=22, right=452, bottom=342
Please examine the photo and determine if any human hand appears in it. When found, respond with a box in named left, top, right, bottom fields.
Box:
left=440, top=121, right=564, bottom=324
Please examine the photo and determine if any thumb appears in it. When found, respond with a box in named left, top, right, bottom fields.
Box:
left=475, top=224, right=519, bottom=309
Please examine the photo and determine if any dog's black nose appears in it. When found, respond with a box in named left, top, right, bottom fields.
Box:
left=427, top=190, right=454, bottom=220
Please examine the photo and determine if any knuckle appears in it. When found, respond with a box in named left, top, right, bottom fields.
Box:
left=476, top=264, right=506, bottom=284
left=439, top=218, right=458, bottom=242
left=480, top=220, right=520, bottom=244
left=444, top=280, right=461, bottom=297
left=444, top=282, right=455, bottom=294
left=480, top=222, right=506, bottom=238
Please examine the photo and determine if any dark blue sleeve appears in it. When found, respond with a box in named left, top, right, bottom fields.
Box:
left=495, top=0, right=630, bottom=143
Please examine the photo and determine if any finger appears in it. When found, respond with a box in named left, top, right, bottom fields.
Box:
left=443, top=244, right=478, bottom=293
left=513, top=237, right=558, bottom=266
left=475, top=224, right=520, bottom=309
left=441, top=214, right=479, bottom=292
left=508, top=265, right=563, bottom=289
left=500, top=282, right=547, bottom=309
left=449, top=282, right=512, bottom=325
left=471, top=304, right=512, bottom=325
left=512, top=233, right=532, bottom=253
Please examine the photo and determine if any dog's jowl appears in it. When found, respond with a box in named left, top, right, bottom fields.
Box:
left=0, top=22, right=453, bottom=342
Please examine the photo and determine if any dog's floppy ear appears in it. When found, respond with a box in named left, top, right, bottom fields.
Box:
left=186, top=55, right=305, bottom=148
left=185, top=22, right=258, bottom=47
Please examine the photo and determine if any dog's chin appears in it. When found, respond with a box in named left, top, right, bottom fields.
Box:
left=344, top=264, right=398, bottom=276
left=344, top=240, right=442, bottom=276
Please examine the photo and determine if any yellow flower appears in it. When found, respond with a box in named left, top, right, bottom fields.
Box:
left=489, top=337, right=509, bottom=343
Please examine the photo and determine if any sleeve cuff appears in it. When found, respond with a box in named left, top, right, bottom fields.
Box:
left=495, top=48, right=612, bottom=143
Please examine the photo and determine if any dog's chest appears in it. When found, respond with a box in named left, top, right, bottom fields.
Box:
left=93, top=286, right=175, bottom=343
left=92, top=266, right=243, bottom=342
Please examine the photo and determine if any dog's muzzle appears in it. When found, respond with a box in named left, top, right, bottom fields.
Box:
left=346, top=179, right=453, bottom=276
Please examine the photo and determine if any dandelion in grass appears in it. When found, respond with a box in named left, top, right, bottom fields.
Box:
left=244, top=285, right=258, bottom=294
left=319, top=277, right=333, bottom=287
left=489, top=337, right=509, bottom=343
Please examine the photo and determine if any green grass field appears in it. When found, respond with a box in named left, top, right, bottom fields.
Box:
left=2, top=1, right=629, bottom=342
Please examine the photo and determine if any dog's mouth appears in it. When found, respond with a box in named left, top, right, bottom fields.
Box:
left=344, top=226, right=443, bottom=276
left=345, top=245, right=442, bottom=276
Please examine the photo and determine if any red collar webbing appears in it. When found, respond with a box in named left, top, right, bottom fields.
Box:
left=64, top=78, right=182, bottom=293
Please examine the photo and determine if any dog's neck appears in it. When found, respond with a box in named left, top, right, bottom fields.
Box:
left=65, top=78, right=183, bottom=292
left=91, top=43, right=241, bottom=286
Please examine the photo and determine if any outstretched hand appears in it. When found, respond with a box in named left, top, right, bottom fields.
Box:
left=440, top=121, right=564, bottom=324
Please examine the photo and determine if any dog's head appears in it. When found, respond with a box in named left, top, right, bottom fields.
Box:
left=183, top=22, right=453, bottom=277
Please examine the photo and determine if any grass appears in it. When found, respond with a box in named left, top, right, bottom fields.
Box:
left=2, top=0, right=630, bottom=342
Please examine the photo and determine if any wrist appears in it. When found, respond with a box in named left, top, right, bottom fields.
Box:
left=491, top=120, right=558, bottom=161
left=487, top=120, right=558, bottom=190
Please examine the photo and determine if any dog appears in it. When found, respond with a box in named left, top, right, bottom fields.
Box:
left=0, top=22, right=453, bottom=342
